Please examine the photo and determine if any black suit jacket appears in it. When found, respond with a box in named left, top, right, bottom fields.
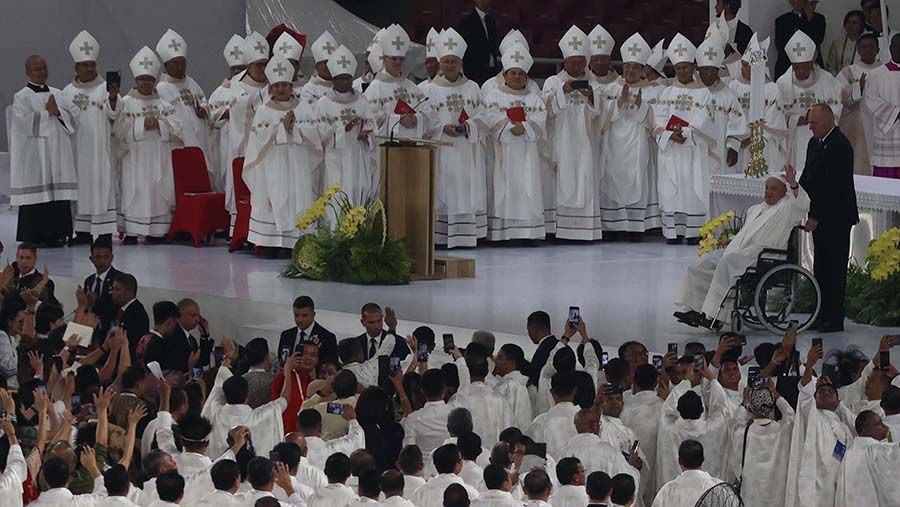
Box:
left=527, top=335, right=559, bottom=387
left=457, top=10, right=500, bottom=85
left=734, top=20, right=753, bottom=54
left=9, top=263, right=59, bottom=306
left=84, top=266, right=121, bottom=345
left=277, top=322, right=338, bottom=365
left=774, top=11, right=826, bottom=79
left=161, top=327, right=213, bottom=372
left=117, top=300, right=150, bottom=356
left=353, top=330, right=410, bottom=361
left=799, top=128, right=860, bottom=228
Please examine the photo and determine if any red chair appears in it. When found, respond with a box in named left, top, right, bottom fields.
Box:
left=167, top=147, right=230, bottom=247
left=229, top=157, right=255, bottom=253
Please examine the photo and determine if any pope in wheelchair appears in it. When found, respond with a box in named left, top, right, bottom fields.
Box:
left=674, top=166, right=810, bottom=329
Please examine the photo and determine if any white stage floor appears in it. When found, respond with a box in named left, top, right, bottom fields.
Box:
left=2, top=210, right=896, bottom=356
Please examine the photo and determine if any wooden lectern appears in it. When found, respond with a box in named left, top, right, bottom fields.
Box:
left=377, top=136, right=450, bottom=279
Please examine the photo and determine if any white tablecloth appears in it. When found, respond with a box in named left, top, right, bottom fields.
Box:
left=710, top=173, right=900, bottom=266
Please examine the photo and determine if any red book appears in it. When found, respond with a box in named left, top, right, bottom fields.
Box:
left=394, top=98, right=416, bottom=115
left=458, top=108, right=469, bottom=124
left=666, top=115, right=690, bottom=131
left=506, top=106, right=526, bottom=122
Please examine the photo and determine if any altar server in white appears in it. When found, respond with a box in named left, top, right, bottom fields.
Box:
left=836, top=33, right=879, bottom=175
left=776, top=30, right=842, bottom=172
left=600, top=33, right=662, bottom=238
left=302, top=31, right=338, bottom=104
left=10, top=55, right=78, bottom=245
left=116, top=47, right=181, bottom=241
left=315, top=44, right=376, bottom=216
left=728, top=34, right=788, bottom=174
left=558, top=409, right=641, bottom=497
left=653, top=33, right=716, bottom=244
left=423, top=28, right=487, bottom=248
left=696, top=35, right=748, bottom=175
left=652, top=440, right=722, bottom=507
left=155, top=29, right=212, bottom=182
left=62, top=29, right=119, bottom=239
left=834, top=410, right=900, bottom=507
left=674, top=169, right=809, bottom=327
left=482, top=43, right=547, bottom=242
left=208, top=34, right=247, bottom=213
left=862, top=33, right=900, bottom=180
left=243, top=56, right=322, bottom=251
left=542, top=26, right=602, bottom=240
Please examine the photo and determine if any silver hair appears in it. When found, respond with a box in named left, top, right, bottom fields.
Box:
left=471, top=330, right=496, bottom=355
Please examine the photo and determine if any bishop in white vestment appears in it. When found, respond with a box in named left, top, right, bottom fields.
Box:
left=243, top=56, right=322, bottom=250
left=116, top=47, right=181, bottom=239
left=696, top=36, right=749, bottom=176
left=315, top=45, right=376, bottom=217
left=225, top=32, right=269, bottom=167
left=208, top=34, right=248, bottom=217
left=776, top=31, right=842, bottom=173
left=653, top=34, right=717, bottom=242
left=62, top=30, right=119, bottom=238
left=542, top=26, right=603, bottom=240
left=155, top=29, right=213, bottom=184
left=302, top=31, right=338, bottom=104
left=600, top=33, right=662, bottom=236
left=674, top=172, right=809, bottom=325
left=482, top=43, right=547, bottom=241
left=862, top=33, right=900, bottom=180
left=10, top=55, right=78, bottom=244
left=835, top=33, right=880, bottom=175
left=424, top=28, right=487, bottom=248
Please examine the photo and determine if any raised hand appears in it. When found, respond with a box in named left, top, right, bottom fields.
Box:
left=27, top=351, right=44, bottom=376
left=46, top=95, right=60, bottom=117
left=385, top=307, right=398, bottom=331
left=617, top=84, right=631, bottom=107
left=127, top=404, right=148, bottom=428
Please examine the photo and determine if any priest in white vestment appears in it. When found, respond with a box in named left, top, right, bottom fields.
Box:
left=116, top=47, right=181, bottom=240
left=61, top=30, right=119, bottom=239
left=490, top=344, right=533, bottom=431
left=541, top=26, right=602, bottom=240
left=200, top=355, right=291, bottom=460
left=423, top=28, right=487, bottom=248
left=621, top=365, right=664, bottom=506
left=243, top=56, right=322, bottom=251
left=548, top=457, right=588, bottom=507
left=862, top=33, right=900, bottom=180
left=653, top=33, right=717, bottom=243
left=155, top=29, right=212, bottom=183
left=652, top=440, right=722, bottom=507
left=600, top=33, right=662, bottom=237
left=449, top=350, right=515, bottom=448
left=728, top=35, right=789, bottom=174
left=315, top=45, right=376, bottom=219
left=412, top=444, right=480, bottom=507
left=674, top=169, right=809, bottom=327
left=302, top=31, right=338, bottom=105
left=834, top=410, right=900, bottom=507
left=482, top=43, right=547, bottom=241
left=836, top=33, right=880, bottom=175
left=527, top=370, right=580, bottom=459
left=10, top=55, right=78, bottom=245
left=696, top=35, right=749, bottom=176
left=776, top=30, right=842, bottom=173
left=208, top=34, right=248, bottom=218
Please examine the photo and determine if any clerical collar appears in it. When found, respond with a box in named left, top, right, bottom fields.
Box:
left=27, top=82, right=50, bottom=93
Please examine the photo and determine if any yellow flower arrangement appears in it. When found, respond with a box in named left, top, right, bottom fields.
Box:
left=868, top=227, right=900, bottom=281
left=338, top=205, right=367, bottom=237
left=296, top=184, right=342, bottom=230
left=697, top=210, right=738, bottom=256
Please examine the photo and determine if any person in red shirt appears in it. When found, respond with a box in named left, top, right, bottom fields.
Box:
left=272, top=341, right=319, bottom=432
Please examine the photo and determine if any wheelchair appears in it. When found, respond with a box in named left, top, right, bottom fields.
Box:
left=711, top=226, right=822, bottom=335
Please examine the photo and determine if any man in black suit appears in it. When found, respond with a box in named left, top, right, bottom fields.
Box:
left=277, top=296, right=338, bottom=365
left=798, top=103, right=859, bottom=332
left=715, top=0, right=753, bottom=53
left=162, top=298, right=215, bottom=375
left=83, top=238, right=120, bottom=346
left=774, top=0, right=826, bottom=78
left=110, top=273, right=150, bottom=355
left=5, top=242, right=59, bottom=306
left=349, top=302, right=409, bottom=361
left=457, top=0, right=500, bottom=85
left=525, top=311, right=558, bottom=387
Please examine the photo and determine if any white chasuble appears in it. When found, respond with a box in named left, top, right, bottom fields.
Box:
left=301, top=75, right=333, bottom=105
left=207, top=78, right=236, bottom=195
left=862, top=62, right=900, bottom=168
left=157, top=74, right=212, bottom=177
left=541, top=71, right=602, bottom=240
left=423, top=75, right=487, bottom=248
left=706, top=80, right=749, bottom=175
left=728, top=398, right=795, bottom=507
left=9, top=86, right=78, bottom=206
left=115, top=90, right=182, bottom=237
left=61, top=77, right=119, bottom=235
left=600, top=78, right=662, bottom=232
left=652, top=81, right=716, bottom=239
left=775, top=67, right=842, bottom=173
left=836, top=61, right=880, bottom=174
left=243, top=97, right=322, bottom=249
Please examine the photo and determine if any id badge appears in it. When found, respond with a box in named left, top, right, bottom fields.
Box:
left=832, top=440, right=846, bottom=462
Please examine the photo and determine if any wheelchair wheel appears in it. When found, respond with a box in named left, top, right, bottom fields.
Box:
left=753, top=263, right=821, bottom=335
left=730, top=311, right=743, bottom=334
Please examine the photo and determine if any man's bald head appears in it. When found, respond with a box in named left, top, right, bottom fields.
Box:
left=284, top=433, right=308, bottom=456
left=808, top=103, right=835, bottom=139
left=574, top=408, right=600, bottom=434
left=25, top=55, right=48, bottom=85
left=855, top=409, right=889, bottom=440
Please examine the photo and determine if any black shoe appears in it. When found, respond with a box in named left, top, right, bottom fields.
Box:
left=686, top=237, right=701, bottom=246
left=628, top=232, right=643, bottom=243
left=144, top=236, right=168, bottom=245
left=817, top=321, right=845, bottom=333
left=667, top=238, right=682, bottom=245
left=674, top=310, right=701, bottom=323
left=698, top=315, right=723, bottom=330
left=123, top=236, right=138, bottom=245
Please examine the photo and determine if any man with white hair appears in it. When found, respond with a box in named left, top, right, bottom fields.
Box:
left=674, top=166, right=809, bottom=328
left=775, top=30, right=842, bottom=172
